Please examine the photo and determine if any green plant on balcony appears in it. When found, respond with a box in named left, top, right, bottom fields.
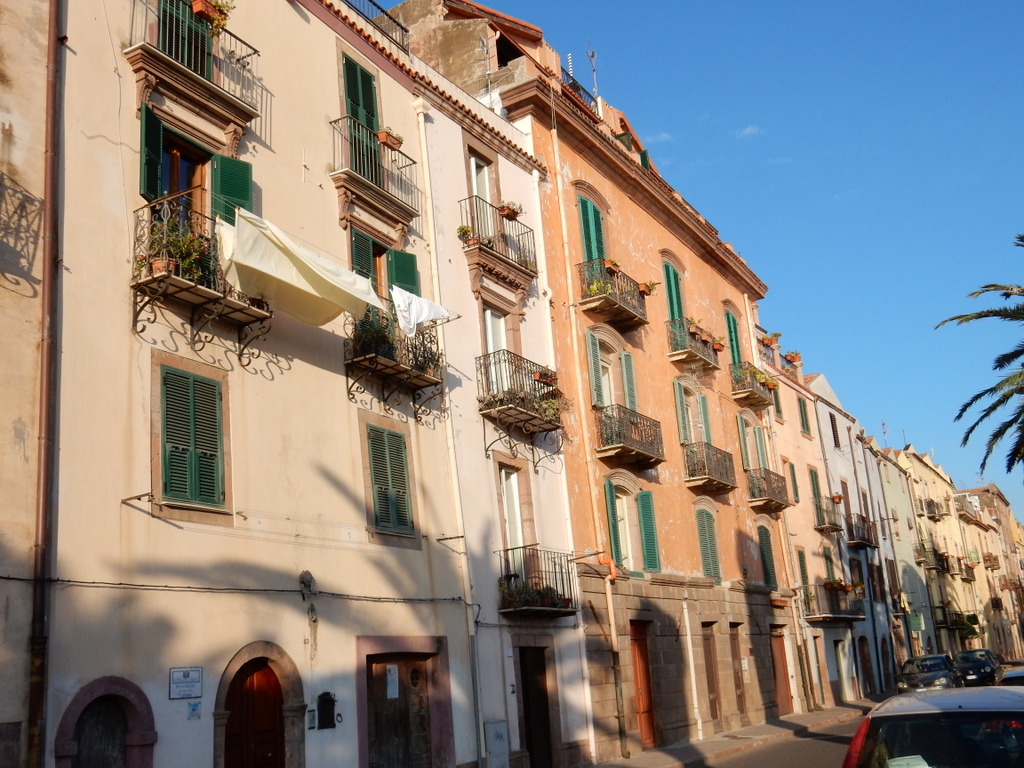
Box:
left=191, top=0, right=234, bottom=36
left=585, top=279, right=612, bottom=297
left=535, top=397, right=568, bottom=424
left=143, top=217, right=211, bottom=280
left=498, top=578, right=538, bottom=609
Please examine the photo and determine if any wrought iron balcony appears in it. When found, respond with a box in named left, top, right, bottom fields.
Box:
left=746, top=467, right=789, bottom=511
left=127, top=0, right=261, bottom=112
left=799, top=584, right=865, bottom=624
left=330, top=117, right=421, bottom=215
left=730, top=363, right=774, bottom=410
left=846, top=515, right=878, bottom=548
left=576, top=261, right=648, bottom=328
left=347, top=300, right=444, bottom=391
left=459, top=196, right=537, bottom=276
left=961, top=563, right=976, bottom=582
left=813, top=498, right=844, bottom=533
left=914, top=545, right=944, bottom=570
left=595, top=404, right=665, bottom=465
left=683, top=442, right=737, bottom=492
left=925, top=498, right=941, bottom=520
left=933, top=606, right=949, bottom=627
left=984, top=552, right=1001, bottom=570
left=497, top=545, right=579, bottom=618
left=560, top=68, right=597, bottom=112
left=666, top=319, right=719, bottom=370
left=337, top=0, right=409, bottom=50
left=476, top=350, right=564, bottom=433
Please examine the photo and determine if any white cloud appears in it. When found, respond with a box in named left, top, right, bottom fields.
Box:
left=735, top=125, right=761, bottom=139
left=644, top=132, right=672, bottom=144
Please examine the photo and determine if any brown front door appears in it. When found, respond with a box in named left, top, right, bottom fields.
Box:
left=368, top=657, right=432, bottom=768
left=518, top=647, right=554, bottom=768
left=770, top=633, right=793, bottom=716
left=225, top=658, right=285, bottom=768
left=629, top=621, right=655, bottom=749
left=701, top=623, right=721, bottom=727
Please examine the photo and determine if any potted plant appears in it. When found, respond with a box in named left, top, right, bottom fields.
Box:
left=638, top=279, right=660, bottom=296
left=532, top=370, right=557, bottom=386
left=712, top=336, right=726, bottom=352
left=376, top=127, right=403, bottom=150
left=585, top=279, right=612, bottom=298
left=535, top=397, right=566, bottom=424
left=687, top=318, right=703, bottom=335
left=192, top=0, right=233, bottom=35
left=784, top=350, right=801, bottom=363
left=497, top=201, right=523, bottom=220
left=831, top=493, right=843, bottom=503
left=456, top=224, right=478, bottom=246
left=604, top=259, right=620, bottom=273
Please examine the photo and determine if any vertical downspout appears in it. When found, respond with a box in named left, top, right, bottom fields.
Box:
left=681, top=599, right=703, bottom=741
left=28, top=1, right=63, bottom=766
left=602, top=567, right=629, bottom=759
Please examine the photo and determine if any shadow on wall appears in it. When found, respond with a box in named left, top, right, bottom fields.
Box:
left=0, top=170, right=43, bottom=298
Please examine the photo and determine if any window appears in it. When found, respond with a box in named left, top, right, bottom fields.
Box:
left=161, top=365, right=224, bottom=506
left=787, top=462, right=799, bottom=503
left=797, top=397, right=812, bottom=436
left=351, top=228, right=420, bottom=297
left=829, top=412, right=841, bottom=448
left=603, top=479, right=659, bottom=572
left=736, top=415, right=768, bottom=470
left=824, top=546, right=835, bottom=581
left=725, top=310, right=742, bottom=367
left=696, top=508, right=720, bottom=582
left=809, top=467, right=822, bottom=504
left=577, top=195, right=605, bottom=263
left=366, top=425, right=413, bottom=533
left=757, top=525, right=777, bottom=590
left=585, top=329, right=636, bottom=410
left=674, top=380, right=711, bottom=445
left=797, top=549, right=808, bottom=586
left=663, top=262, right=684, bottom=321
left=343, top=55, right=381, bottom=184
left=500, top=466, right=525, bottom=551
left=772, top=387, right=783, bottom=419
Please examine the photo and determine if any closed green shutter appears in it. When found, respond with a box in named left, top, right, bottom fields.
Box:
left=578, top=196, right=605, bottom=262
left=636, top=490, right=660, bottom=572
left=211, top=154, right=253, bottom=225
left=736, top=415, right=750, bottom=469
left=674, top=380, right=691, bottom=444
left=604, top=478, right=622, bottom=565
left=725, top=311, right=742, bottom=366
left=697, top=509, right=720, bottom=582
left=788, top=462, right=800, bottom=503
left=351, top=229, right=375, bottom=281
left=809, top=468, right=821, bottom=500
left=663, top=262, right=683, bottom=321
left=798, top=398, right=811, bottom=434
left=698, top=394, right=713, bottom=445
left=586, top=329, right=604, bottom=406
left=824, top=546, right=835, bottom=581
left=753, top=426, right=768, bottom=468
left=367, top=425, right=412, bottom=533
left=638, top=149, right=650, bottom=170
left=140, top=103, right=163, bottom=201
left=620, top=351, right=637, bottom=411
left=161, top=366, right=223, bottom=505
left=344, top=55, right=378, bottom=130
left=758, top=525, right=777, bottom=590
left=797, top=550, right=808, bottom=586
left=386, top=249, right=420, bottom=296
left=772, top=387, right=782, bottom=418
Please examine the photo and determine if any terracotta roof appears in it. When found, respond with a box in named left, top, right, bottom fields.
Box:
left=441, top=0, right=544, bottom=41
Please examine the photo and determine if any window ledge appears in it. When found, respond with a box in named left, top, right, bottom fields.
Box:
left=153, top=500, right=234, bottom=526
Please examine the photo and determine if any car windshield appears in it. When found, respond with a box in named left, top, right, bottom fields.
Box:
left=956, top=650, right=991, bottom=663
left=858, top=713, right=1024, bottom=768
left=903, top=658, right=947, bottom=673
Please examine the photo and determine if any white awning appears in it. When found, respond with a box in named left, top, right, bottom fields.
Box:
left=217, top=209, right=383, bottom=326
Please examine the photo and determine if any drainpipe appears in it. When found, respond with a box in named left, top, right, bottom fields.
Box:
left=681, top=599, right=703, bottom=741
left=601, top=564, right=629, bottom=759
left=28, top=1, right=63, bottom=766
left=848, top=426, right=880, bottom=695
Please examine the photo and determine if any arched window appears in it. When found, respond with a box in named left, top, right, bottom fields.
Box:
left=696, top=508, right=720, bottom=582
left=603, top=478, right=660, bottom=572
left=585, top=328, right=636, bottom=410
left=724, top=309, right=742, bottom=367
left=577, top=195, right=606, bottom=263
left=736, top=413, right=768, bottom=470
left=674, top=380, right=712, bottom=446
left=662, top=261, right=684, bottom=322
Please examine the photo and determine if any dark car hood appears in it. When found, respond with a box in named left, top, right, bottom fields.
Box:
left=899, top=671, right=950, bottom=686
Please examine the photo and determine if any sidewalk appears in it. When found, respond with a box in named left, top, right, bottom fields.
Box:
left=595, top=697, right=883, bottom=768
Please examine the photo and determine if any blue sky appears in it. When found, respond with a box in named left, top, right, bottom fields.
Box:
left=489, top=1, right=1024, bottom=518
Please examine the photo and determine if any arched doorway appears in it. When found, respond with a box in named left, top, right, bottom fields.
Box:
left=74, top=696, right=128, bottom=768
left=54, top=677, right=156, bottom=768
left=225, top=659, right=284, bottom=768
left=857, top=635, right=876, bottom=695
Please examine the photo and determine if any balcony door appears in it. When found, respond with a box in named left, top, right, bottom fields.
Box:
left=484, top=307, right=509, bottom=393
left=344, top=56, right=382, bottom=186
left=470, top=154, right=493, bottom=237
left=500, top=467, right=525, bottom=553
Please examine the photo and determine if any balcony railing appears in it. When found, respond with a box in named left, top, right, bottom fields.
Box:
left=813, top=498, right=845, bottom=532
left=914, top=545, right=944, bottom=570
left=666, top=319, right=719, bottom=369
left=683, top=442, right=737, bottom=491
left=595, top=404, right=665, bottom=465
left=747, top=467, right=789, bottom=511
left=961, top=563, right=976, bottom=582
left=984, top=552, right=1001, bottom=570
left=799, top=584, right=865, bottom=623
left=476, top=350, right=564, bottom=433
left=497, top=545, right=579, bottom=618
left=846, top=515, right=878, bottom=548
left=348, top=299, right=444, bottom=390
left=925, top=498, right=941, bottom=520
left=128, top=0, right=261, bottom=111
left=730, top=363, right=773, bottom=409
left=459, top=196, right=537, bottom=275
left=576, top=261, right=648, bottom=328
left=337, top=0, right=409, bottom=50
left=560, top=68, right=597, bottom=112
left=331, top=117, right=421, bottom=213
left=933, top=606, right=949, bottom=627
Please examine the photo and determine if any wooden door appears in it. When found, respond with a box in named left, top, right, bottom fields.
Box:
left=701, top=624, right=721, bottom=726
left=73, top=696, right=127, bottom=768
left=225, top=659, right=284, bottom=768
left=368, top=657, right=431, bottom=768
left=519, top=647, right=554, bottom=768
left=629, top=621, right=655, bottom=749
left=770, top=633, right=793, bottom=716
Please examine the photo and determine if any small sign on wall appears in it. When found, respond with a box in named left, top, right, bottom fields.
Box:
left=169, top=667, right=203, bottom=700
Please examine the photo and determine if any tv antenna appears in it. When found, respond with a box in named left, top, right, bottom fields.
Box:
left=587, top=43, right=598, bottom=98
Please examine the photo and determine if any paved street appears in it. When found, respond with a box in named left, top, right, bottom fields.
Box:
left=710, top=718, right=860, bottom=768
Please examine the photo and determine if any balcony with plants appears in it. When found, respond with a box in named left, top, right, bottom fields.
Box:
left=914, top=544, right=944, bottom=570
left=331, top=117, right=421, bottom=223
left=476, top=350, right=565, bottom=433
left=812, top=497, right=845, bottom=533
left=125, top=0, right=261, bottom=118
left=666, top=318, right=720, bottom=370
left=346, top=300, right=444, bottom=392
left=595, top=405, right=664, bottom=465
left=458, top=197, right=538, bottom=292
left=497, top=545, right=579, bottom=618
left=984, top=552, right=1001, bottom=570
left=846, top=515, right=879, bottom=548
left=746, top=467, right=789, bottom=512
left=576, top=260, right=649, bottom=329
left=682, top=442, right=737, bottom=492
left=799, top=584, right=865, bottom=625
left=730, top=362, right=774, bottom=410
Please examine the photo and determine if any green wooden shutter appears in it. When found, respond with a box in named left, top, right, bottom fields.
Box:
left=798, top=398, right=811, bottom=434
left=578, top=196, right=605, bottom=262
left=698, top=394, right=713, bottom=445
left=736, top=415, right=750, bottom=469
left=758, top=525, right=777, bottom=590
left=797, top=550, right=808, bottom=586
left=604, top=478, right=622, bottom=565
left=663, top=262, right=683, bottom=321
left=788, top=462, right=800, bottom=503
left=824, top=546, right=835, bottom=581
left=725, top=311, right=742, bottom=366
left=351, top=229, right=375, bottom=281
left=192, top=376, right=223, bottom=505
left=753, top=426, right=768, bottom=468
left=140, top=103, right=163, bottom=201
left=367, top=425, right=412, bottom=532
left=636, top=490, right=660, bottom=572
left=162, top=368, right=193, bottom=501
left=367, top=426, right=392, bottom=528
left=620, top=351, right=637, bottom=411
left=386, top=249, right=420, bottom=296
left=586, top=329, right=604, bottom=406
left=809, top=468, right=821, bottom=500
left=674, top=380, right=691, bottom=444
left=211, top=155, right=253, bottom=225
left=161, top=366, right=222, bottom=505
left=697, top=509, right=720, bottom=582
left=344, top=55, right=379, bottom=130
left=385, top=429, right=411, bottom=530
left=772, top=387, right=782, bottom=418
left=638, top=149, right=650, bottom=170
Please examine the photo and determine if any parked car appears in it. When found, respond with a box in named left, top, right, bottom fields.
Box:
left=896, top=654, right=962, bottom=693
left=843, top=687, right=1024, bottom=768
left=955, top=648, right=1005, bottom=686
left=1001, top=667, right=1024, bottom=686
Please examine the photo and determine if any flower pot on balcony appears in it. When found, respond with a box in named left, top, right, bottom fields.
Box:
left=191, top=0, right=218, bottom=22
left=604, top=259, right=620, bottom=274
left=377, top=130, right=403, bottom=150
left=761, top=336, right=774, bottom=347
left=498, top=205, right=519, bottom=221
left=149, top=256, right=178, bottom=276
left=784, top=352, right=801, bottom=363
left=464, top=236, right=480, bottom=248
left=712, top=341, right=725, bottom=352
left=770, top=598, right=787, bottom=608
left=831, top=494, right=843, bottom=503
left=533, top=371, right=557, bottom=386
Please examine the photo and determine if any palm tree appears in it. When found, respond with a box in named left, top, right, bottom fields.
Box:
left=936, top=235, right=1024, bottom=473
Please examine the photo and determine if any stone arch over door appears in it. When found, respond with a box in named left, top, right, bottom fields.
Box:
left=54, top=676, right=157, bottom=768
left=214, top=641, right=305, bottom=768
